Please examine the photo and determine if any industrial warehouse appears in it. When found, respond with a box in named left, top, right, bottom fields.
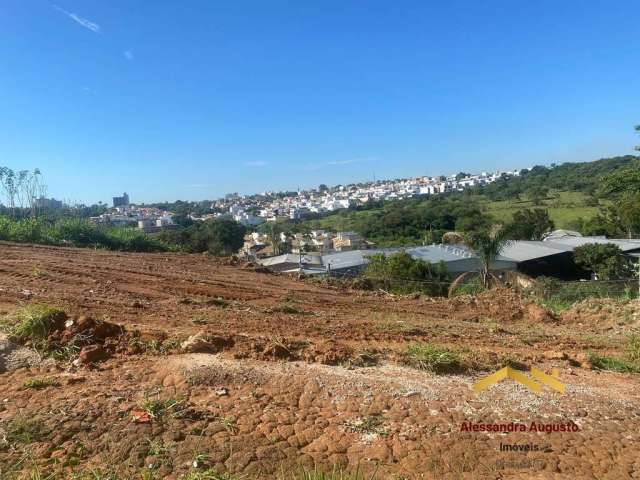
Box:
left=257, top=231, right=640, bottom=280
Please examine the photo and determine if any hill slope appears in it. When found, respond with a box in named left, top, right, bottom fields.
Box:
left=294, top=155, right=637, bottom=245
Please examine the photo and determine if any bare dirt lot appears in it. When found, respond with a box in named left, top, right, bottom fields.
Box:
left=0, top=242, right=639, bottom=479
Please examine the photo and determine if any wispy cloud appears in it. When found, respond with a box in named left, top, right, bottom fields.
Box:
left=124, top=50, right=134, bottom=61
left=303, top=157, right=374, bottom=172
left=244, top=160, right=269, bottom=167
left=53, top=5, right=101, bottom=33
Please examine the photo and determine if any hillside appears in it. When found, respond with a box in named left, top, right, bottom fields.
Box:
left=1, top=243, right=639, bottom=479
left=293, top=155, right=637, bottom=246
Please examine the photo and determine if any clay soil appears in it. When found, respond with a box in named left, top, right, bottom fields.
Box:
left=0, top=242, right=639, bottom=479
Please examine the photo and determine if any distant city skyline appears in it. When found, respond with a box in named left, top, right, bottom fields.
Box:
left=1, top=1, right=639, bottom=204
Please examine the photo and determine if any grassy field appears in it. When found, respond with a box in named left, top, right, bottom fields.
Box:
left=479, top=190, right=602, bottom=228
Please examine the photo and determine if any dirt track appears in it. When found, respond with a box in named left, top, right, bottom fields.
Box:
left=1, top=242, right=639, bottom=479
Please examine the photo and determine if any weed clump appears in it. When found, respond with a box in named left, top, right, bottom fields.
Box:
left=627, top=334, right=640, bottom=363
left=23, top=377, right=60, bottom=390
left=3, top=415, right=43, bottom=445
left=142, top=396, right=181, bottom=420
left=589, top=354, right=640, bottom=373
left=4, top=305, right=66, bottom=345
left=404, top=343, right=464, bottom=374
left=207, top=297, right=228, bottom=308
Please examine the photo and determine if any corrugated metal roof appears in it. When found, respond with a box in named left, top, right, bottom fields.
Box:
left=500, top=241, right=570, bottom=262
left=543, top=237, right=640, bottom=252
left=257, top=236, right=640, bottom=273
left=259, top=254, right=322, bottom=267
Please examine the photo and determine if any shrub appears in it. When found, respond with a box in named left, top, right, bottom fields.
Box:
left=363, top=252, right=450, bottom=296
left=574, top=243, right=634, bottom=280
left=0, top=215, right=170, bottom=252
left=45, top=218, right=108, bottom=247
left=8, top=218, right=43, bottom=243
left=104, top=227, right=169, bottom=252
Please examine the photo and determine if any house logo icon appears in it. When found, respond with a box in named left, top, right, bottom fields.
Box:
left=474, top=366, right=565, bottom=394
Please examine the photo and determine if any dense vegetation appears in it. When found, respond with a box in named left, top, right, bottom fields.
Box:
left=0, top=216, right=246, bottom=255
left=157, top=218, right=245, bottom=255
left=573, top=243, right=635, bottom=280
left=0, top=217, right=169, bottom=252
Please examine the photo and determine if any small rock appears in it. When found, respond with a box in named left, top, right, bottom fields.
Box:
left=215, top=387, right=228, bottom=396
left=65, top=375, right=86, bottom=385
left=542, top=350, right=567, bottom=360
left=180, top=332, right=218, bottom=353
left=78, top=345, right=110, bottom=364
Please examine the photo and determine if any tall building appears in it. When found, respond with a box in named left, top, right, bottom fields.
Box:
left=113, top=192, right=130, bottom=207
left=35, top=197, right=64, bottom=209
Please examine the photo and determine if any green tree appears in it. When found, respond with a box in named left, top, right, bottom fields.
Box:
left=443, top=224, right=512, bottom=287
left=191, top=219, right=245, bottom=255
left=364, top=251, right=450, bottom=296
left=573, top=243, right=633, bottom=280
left=529, top=185, right=549, bottom=206
left=617, top=193, right=640, bottom=238
left=598, top=161, right=640, bottom=198
left=508, top=208, right=555, bottom=240
left=260, top=221, right=287, bottom=255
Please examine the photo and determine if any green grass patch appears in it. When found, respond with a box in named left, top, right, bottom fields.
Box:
left=272, top=300, right=303, bottom=314
left=404, top=343, right=464, bottom=373
left=627, top=334, right=640, bottom=363
left=536, top=297, right=574, bottom=314
left=589, top=354, right=640, bottom=373
left=142, top=396, right=182, bottom=420
left=482, top=190, right=601, bottom=229
left=23, top=377, right=60, bottom=390
left=3, top=415, right=44, bottom=444
left=4, top=305, right=66, bottom=344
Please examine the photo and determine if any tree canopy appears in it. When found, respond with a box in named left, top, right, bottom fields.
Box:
left=573, top=243, right=634, bottom=280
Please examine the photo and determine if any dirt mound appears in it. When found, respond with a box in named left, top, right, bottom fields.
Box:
left=302, top=340, right=354, bottom=365
left=56, top=315, right=124, bottom=344
left=451, top=288, right=556, bottom=324
left=562, top=298, right=640, bottom=331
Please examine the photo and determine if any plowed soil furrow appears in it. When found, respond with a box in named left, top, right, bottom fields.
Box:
left=1, top=242, right=639, bottom=480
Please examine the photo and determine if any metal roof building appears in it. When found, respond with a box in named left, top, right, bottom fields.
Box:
left=256, top=231, right=640, bottom=279
left=258, top=244, right=518, bottom=276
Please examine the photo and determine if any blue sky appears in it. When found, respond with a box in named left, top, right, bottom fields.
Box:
left=1, top=1, right=639, bottom=204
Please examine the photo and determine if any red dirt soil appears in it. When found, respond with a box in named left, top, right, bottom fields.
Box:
left=0, top=242, right=639, bottom=479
